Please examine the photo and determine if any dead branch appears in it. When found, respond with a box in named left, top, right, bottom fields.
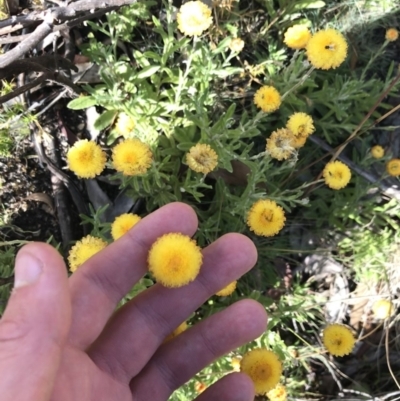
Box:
left=0, top=0, right=138, bottom=68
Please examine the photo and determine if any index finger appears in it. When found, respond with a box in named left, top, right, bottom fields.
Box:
left=68, top=202, right=198, bottom=349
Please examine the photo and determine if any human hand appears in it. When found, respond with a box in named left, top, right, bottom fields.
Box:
left=0, top=202, right=267, bottom=401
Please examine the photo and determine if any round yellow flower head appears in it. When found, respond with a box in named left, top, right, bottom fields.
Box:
left=254, top=86, right=282, bottom=113
left=370, top=145, right=384, bottom=159
left=267, top=383, right=287, bottom=401
left=112, top=138, right=153, bottom=176
left=68, top=235, right=108, bottom=272
left=186, top=143, right=218, bottom=174
left=386, top=159, right=400, bottom=177
left=67, top=139, right=107, bottom=179
left=216, top=280, right=237, bottom=296
left=323, top=161, right=351, bottom=190
left=372, top=299, right=395, bottom=320
left=306, top=28, right=348, bottom=70
left=229, top=37, right=245, bottom=53
left=111, top=213, right=141, bottom=240
left=240, top=348, right=283, bottom=394
left=115, top=112, right=135, bottom=137
left=164, top=321, right=188, bottom=342
left=266, top=128, right=296, bottom=160
left=148, top=233, right=203, bottom=288
left=322, top=323, right=355, bottom=357
left=385, top=28, right=399, bottom=42
left=177, top=1, right=213, bottom=36
left=247, top=199, right=286, bottom=237
left=287, top=112, right=315, bottom=138
left=284, top=25, right=311, bottom=49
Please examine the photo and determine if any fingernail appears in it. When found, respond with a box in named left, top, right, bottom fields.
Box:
left=14, top=251, right=43, bottom=288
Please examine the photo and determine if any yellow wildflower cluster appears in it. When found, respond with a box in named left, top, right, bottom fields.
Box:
left=240, top=348, right=282, bottom=394
left=370, top=145, right=384, bottom=159
left=266, top=128, right=296, bottom=161
left=247, top=199, right=286, bottom=237
left=68, top=235, right=108, bottom=272
left=254, top=86, right=282, bottom=113
left=112, top=138, right=153, bottom=176
left=186, top=143, right=218, bottom=174
left=386, top=159, right=400, bottom=177
left=286, top=112, right=315, bottom=148
left=111, top=213, right=142, bottom=240
left=148, top=233, right=203, bottom=288
left=306, top=28, right=348, bottom=70
left=322, top=323, right=355, bottom=357
left=177, top=1, right=213, bottom=36
left=323, top=161, right=351, bottom=190
left=67, top=139, right=107, bottom=179
left=284, top=25, right=311, bottom=49
left=283, top=25, right=348, bottom=69
left=67, top=138, right=153, bottom=178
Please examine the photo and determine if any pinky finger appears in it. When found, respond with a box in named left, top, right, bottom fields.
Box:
left=194, top=373, right=254, bottom=401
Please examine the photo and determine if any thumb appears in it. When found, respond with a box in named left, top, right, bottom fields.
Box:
left=0, top=243, right=71, bottom=401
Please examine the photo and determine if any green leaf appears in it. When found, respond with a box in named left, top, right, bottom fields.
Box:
left=94, top=110, right=117, bottom=131
left=67, top=96, right=97, bottom=110
left=137, top=65, right=161, bottom=79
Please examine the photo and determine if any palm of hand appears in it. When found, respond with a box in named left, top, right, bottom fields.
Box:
left=0, top=203, right=266, bottom=401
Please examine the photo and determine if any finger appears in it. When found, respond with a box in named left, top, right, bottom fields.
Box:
left=88, top=233, right=257, bottom=382
left=68, top=202, right=198, bottom=349
left=0, top=243, right=71, bottom=401
left=194, top=373, right=255, bottom=401
left=130, top=299, right=267, bottom=401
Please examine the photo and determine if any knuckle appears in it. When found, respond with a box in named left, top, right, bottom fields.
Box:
left=0, top=317, right=29, bottom=344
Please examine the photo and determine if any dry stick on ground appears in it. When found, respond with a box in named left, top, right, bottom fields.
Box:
left=309, top=135, right=400, bottom=201
left=0, top=0, right=138, bottom=69
left=305, top=69, right=400, bottom=196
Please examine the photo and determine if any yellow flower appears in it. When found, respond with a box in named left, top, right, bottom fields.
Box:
left=385, top=28, right=399, bottom=42
left=186, top=143, right=218, bottom=174
left=148, top=233, right=203, bottom=288
left=386, top=159, right=400, bottom=176
left=111, top=213, right=141, bottom=240
left=370, top=145, right=384, bottom=159
left=240, top=348, right=283, bottom=394
left=323, top=161, right=351, bottom=190
left=306, top=29, right=348, bottom=70
left=266, top=128, right=296, bottom=160
left=284, top=25, right=311, bottom=49
left=112, top=138, right=152, bottom=176
left=254, top=86, right=282, bottom=113
left=372, top=299, right=395, bottom=319
left=216, top=280, right=237, bottom=296
left=322, top=323, right=355, bottom=357
left=177, top=1, right=213, bottom=36
left=68, top=235, right=108, bottom=272
left=229, top=37, right=245, bottom=53
left=286, top=112, right=315, bottom=137
left=115, top=112, right=135, bottom=137
left=164, top=321, right=188, bottom=342
left=247, top=199, right=286, bottom=237
left=67, top=140, right=106, bottom=179
left=267, top=384, right=287, bottom=401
